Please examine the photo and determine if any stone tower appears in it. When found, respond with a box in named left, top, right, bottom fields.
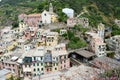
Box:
left=98, top=23, right=105, bottom=40
left=49, top=3, right=53, bottom=13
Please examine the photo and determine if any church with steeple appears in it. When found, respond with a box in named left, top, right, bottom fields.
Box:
left=41, top=3, right=58, bottom=24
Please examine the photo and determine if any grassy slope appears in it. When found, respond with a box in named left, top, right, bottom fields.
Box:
left=0, top=0, right=120, bottom=27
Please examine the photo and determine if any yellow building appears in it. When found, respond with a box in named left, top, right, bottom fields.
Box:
left=46, top=32, right=59, bottom=46
left=36, top=40, right=46, bottom=47
left=51, top=15, right=58, bottom=23
left=7, top=41, right=18, bottom=51
left=19, top=22, right=27, bottom=32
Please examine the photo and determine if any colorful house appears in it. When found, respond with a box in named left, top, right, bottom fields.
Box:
left=90, top=36, right=106, bottom=57
left=46, top=32, right=59, bottom=46
left=7, top=41, right=18, bottom=51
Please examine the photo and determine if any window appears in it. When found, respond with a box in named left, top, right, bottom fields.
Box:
left=41, top=57, right=43, bottom=60
left=64, top=60, right=66, bottom=63
left=34, top=57, right=36, bottom=61
left=34, top=68, right=36, bottom=71
left=44, top=14, right=46, bottom=16
left=37, top=63, right=39, bottom=66
left=56, top=57, right=58, bottom=61
left=13, top=69, right=15, bottom=72
left=41, top=68, right=43, bottom=71
left=38, top=68, right=39, bottom=71
left=55, top=68, right=57, bottom=70
left=54, top=63, right=55, bottom=66
left=64, top=55, right=66, bottom=59
left=34, top=74, right=36, bottom=76
left=64, top=65, right=66, bottom=68
left=19, top=43, right=21, bottom=45
left=12, top=64, right=14, bottom=67
left=33, top=63, right=35, bottom=66
left=61, top=66, right=62, bottom=69
left=41, top=63, right=43, bottom=66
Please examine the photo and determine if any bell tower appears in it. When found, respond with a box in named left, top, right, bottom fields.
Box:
left=49, top=3, right=53, bottom=13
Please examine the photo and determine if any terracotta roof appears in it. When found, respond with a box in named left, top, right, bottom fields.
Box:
left=27, top=13, right=41, bottom=17
left=18, top=13, right=27, bottom=17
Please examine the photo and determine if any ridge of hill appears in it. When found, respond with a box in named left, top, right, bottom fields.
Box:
left=0, top=0, right=120, bottom=28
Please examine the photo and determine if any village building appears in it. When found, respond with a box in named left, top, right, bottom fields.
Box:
left=18, top=13, right=41, bottom=28
left=22, top=43, right=69, bottom=78
left=97, top=23, right=105, bottom=40
left=45, top=32, right=58, bottom=46
left=0, top=50, right=24, bottom=77
left=107, top=35, right=120, bottom=60
left=67, top=17, right=89, bottom=28
left=60, top=29, right=67, bottom=35
left=115, top=19, right=120, bottom=28
left=67, top=18, right=77, bottom=28
left=41, top=3, right=58, bottom=24
left=90, top=56, right=120, bottom=70
left=90, top=36, right=106, bottom=57
left=32, top=65, right=100, bottom=80
left=0, top=69, right=17, bottom=80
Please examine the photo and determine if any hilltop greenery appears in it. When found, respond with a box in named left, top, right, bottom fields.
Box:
left=0, top=0, right=120, bottom=29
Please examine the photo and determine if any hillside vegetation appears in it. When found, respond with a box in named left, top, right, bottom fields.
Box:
left=0, top=0, right=120, bottom=28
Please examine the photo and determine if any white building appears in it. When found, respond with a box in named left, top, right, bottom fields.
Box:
left=107, top=35, right=120, bottom=59
left=62, top=8, right=74, bottom=18
left=41, top=3, right=58, bottom=24
left=115, top=19, right=120, bottom=28
left=31, top=47, right=45, bottom=76
left=97, top=23, right=105, bottom=40
left=41, top=10, right=51, bottom=24
left=60, top=29, right=67, bottom=35
left=24, top=44, right=34, bottom=51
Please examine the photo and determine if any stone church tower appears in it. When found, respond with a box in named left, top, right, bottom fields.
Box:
left=49, top=3, right=53, bottom=13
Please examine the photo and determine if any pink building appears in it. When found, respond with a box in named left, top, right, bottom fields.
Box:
left=90, top=36, right=106, bottom=57
left=67, top=18, right=77, bottom=28
left=23, top=27, right=37, bottom=40
left=53, top=43, right=70, bottom=71
left=58, top=55, right=70, bottom=70
left=18, top=13, right=41, bottom=27
left=0, top=59, right=20, bottom=76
